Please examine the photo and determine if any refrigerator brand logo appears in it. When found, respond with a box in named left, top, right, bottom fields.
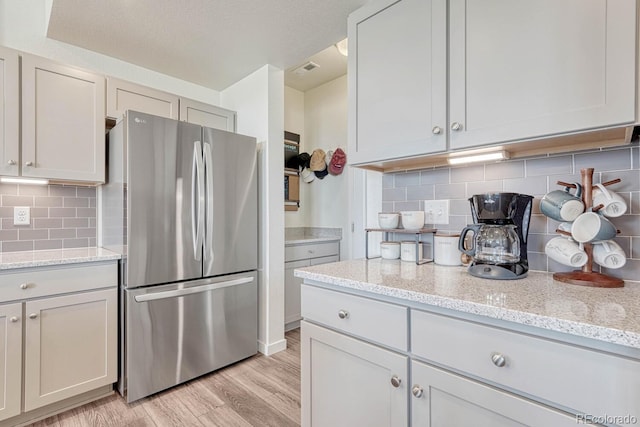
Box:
left=134, top=117, right=147, bottom=124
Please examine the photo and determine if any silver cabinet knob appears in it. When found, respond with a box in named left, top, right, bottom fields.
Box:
left=432, top=126, right=442, bottom=135
left=9, top=316, right=19, bottom=323
left=390, top=375, right=401, bottom=388
left=24, top=161, right=33, bottom=166
left=412, top=385, right=424, bottom=398
left=20, top=283, right=29, bottom=290
left=28, top=313, right=38, bottom=320
left=337, top=310, right=349, bottom=319
left=7, top=159, right=16, bottom=165
left=491, top=353, right=506, bottom=367
left=450, top=122, right=463, bottom=131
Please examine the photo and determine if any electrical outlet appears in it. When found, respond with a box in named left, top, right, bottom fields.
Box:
left=14, top=206, right=30, bottom=225
left=424, top=200, right=449, bottom=225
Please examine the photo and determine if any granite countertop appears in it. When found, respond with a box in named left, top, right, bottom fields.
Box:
left=0, top=248, right=122, bottom=270
left=295, top=258, right=640, bottom=350
left=285, top=227, right=342, bottom=245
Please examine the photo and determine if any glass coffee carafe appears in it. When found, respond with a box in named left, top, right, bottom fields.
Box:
left=459, top=223, right=520, bottom=264
left=458, top=193, right=533, bottom=280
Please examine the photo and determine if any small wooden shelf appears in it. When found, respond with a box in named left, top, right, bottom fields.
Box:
left=365, top=228, right=437, bottom=265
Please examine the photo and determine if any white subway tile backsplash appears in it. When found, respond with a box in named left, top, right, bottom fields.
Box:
left=395, top=171, right=420, bottom=187
left=383, top=145, right=639, bottom=281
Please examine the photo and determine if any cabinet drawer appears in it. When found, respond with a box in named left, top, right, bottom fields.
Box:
left=302, top=285, right=407, bottom=351
left=0, top=262, right=117, bottom=302
left=411, top=310, right=640, bottom=421
left=285, top=241, right=339, bottom=262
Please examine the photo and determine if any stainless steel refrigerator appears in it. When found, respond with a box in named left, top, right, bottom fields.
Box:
left=101, top=110, right=258, bottom=403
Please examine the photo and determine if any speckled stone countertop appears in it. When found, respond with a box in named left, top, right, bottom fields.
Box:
left=285, top=227, right=342, bottom=245
left=0, top=248, right=121, bottom=270
left=295, top=258, right=640, bottom=350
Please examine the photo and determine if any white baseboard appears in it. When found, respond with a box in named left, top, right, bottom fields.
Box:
left=258, top=338, right=287, bottom=356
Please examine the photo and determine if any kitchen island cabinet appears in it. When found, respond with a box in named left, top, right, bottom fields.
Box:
left=21, top=54, right=106, bottom=183
left=0, top=251, right=119, bottom=427
left=297, top=259, right=640, bottom=426
left=348, top=0, right=637, bottom=166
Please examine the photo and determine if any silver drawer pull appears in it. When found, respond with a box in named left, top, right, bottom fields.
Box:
left=491, top=353, right=506, bottom=367
left=390, top=375, right=401, bottom=388
left=28, top=313, right=38, bottom=320
left=412, top=385, right=424, bottom=398
left=20, top=283, right=29, bottom=290
left=9, top=316, right=19, bottom=323
left=337, top=310, right=349, bottom=319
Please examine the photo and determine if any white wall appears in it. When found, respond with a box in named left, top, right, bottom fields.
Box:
left=303, top=75, right=350, bottom=256
left=284, top=75, right=354, bottom=256
left=0, top=0, right=220, bottom=104
left=221, top=65, right=286, bottom=356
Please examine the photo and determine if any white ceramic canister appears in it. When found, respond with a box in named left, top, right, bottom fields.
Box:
left=400, top=241, right=423, bottom=262
left=434, top=232, right=462, bottom=266
left=380, top=241, right=400, bottom=259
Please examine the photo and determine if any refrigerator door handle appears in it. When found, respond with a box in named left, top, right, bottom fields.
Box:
left=203, top=142, right=214, bottom=263
left=133, top=276, right=254, bottom=302
left=192, top=141, right=205, bottom=260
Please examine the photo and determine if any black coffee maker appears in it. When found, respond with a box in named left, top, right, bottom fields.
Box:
left=459, top=193, right=534, bottom=280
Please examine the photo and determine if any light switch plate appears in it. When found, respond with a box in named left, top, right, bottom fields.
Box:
left=425, top=200, right=449, bottom=224
left=14, top=206, right=30, bottom=225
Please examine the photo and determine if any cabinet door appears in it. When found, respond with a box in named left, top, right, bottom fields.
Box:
left=107, top=77, right=179, bottom=120
left=21, top=54, right=106, bottom=182
left=449, top=0, right=636, bottom=150
left=0, top=46, right=19, bottom=177
left=23, top=289, right=117, bottom=411
left=411, top=360, right=576, bottom=426
left=0, top=303, right=21, bottom=422
left=180, top=97, right=236, bottom=131
left=348, top=0, right=447, bottom=165
left=285, top=259, right=309, bottom=327
left=301, top=321, right=408, bottom=427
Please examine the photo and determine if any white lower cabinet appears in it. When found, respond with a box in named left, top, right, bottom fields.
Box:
left=301, top=321, right=408, bottom=427
left=23, top=289, right=117, bottom=412
left=0, top=303, right=22, bottom=422
left=301, top=283, right=640, bottom=426
left=0, top=262, right=118, bottom=424
left=410, top=360, right=575, bottom=427
left=285, top=241, right=339, bottom=329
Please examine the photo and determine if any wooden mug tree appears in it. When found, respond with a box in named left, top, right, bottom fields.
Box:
left=552, top=168, right=624, bottom=288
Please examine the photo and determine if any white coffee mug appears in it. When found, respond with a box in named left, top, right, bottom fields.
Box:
left=545, top=236, right=588, bottom=267
left=592, top=183, right=627, bottom=217
left=592, top=240, right=626, bottom=269
left=571, top=212, right=617, bottom=243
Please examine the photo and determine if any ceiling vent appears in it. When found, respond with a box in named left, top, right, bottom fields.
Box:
left=293, top=61, right=320, bottom=75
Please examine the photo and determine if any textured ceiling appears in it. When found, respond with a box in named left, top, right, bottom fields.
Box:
left=47, top=0, right=366, bottom=91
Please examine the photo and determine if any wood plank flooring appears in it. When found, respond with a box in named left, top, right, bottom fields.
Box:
left=29, top=329, right=301, bottom=427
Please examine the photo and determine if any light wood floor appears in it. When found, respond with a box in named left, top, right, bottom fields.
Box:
left=29, top=329, right=301, bottom=427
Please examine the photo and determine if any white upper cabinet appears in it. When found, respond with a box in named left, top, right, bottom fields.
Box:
left=449, top=0, right=637, bottom=150
left=107, top=77, right=179, bottom=120
left=0, top=47, right=19, bottom=177
left=22, top=54, right=106, bottom=183
left=349, top=0, right=447, bottom=165
left=179, top=97, right=236, bottom=131
left=348, top=0, right=637, bottom=165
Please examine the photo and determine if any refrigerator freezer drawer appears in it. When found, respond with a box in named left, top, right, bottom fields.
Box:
left=122, top=271, right=257, bottom=403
